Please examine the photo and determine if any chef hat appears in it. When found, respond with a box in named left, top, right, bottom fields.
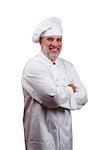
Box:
left=32, top=17, right=63, bottom=43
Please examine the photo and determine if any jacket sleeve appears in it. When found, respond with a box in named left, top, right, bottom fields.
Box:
left=60, top=62, right=88, bottom=110
left=21, top=62, right=74, bottom=109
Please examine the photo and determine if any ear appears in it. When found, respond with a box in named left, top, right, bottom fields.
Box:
left=39, top=37, right=42, bottom=44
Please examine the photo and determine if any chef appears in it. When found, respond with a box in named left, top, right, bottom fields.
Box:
left=21, top=17, right=88, bottom=150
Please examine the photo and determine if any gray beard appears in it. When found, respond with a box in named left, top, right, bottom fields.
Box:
left=41, top=46, right=60, bottom=62
left=48, top=53, right=59, bottom=61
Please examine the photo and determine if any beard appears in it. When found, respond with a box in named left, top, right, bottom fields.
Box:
left=42, top=45, right=61, bottom=62
left=47, top=52, right=60, bottom=62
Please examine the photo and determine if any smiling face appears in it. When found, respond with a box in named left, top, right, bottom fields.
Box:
left=39, top=35, right=62, bottom=62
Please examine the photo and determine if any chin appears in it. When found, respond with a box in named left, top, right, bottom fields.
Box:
left=49, top=53, right=59, bottom=61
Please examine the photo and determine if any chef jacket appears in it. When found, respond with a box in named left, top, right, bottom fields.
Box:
left=21, top=51, right=88, bottom=150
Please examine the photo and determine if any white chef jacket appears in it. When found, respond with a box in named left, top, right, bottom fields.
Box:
left=21, top=50, right=88, bottom=150
left=22, top=51, right=87, bottom=110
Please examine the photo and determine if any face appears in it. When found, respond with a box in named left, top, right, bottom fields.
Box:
left=39, top=35, right=62, bottom=62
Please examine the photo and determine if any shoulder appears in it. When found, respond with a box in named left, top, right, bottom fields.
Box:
left=22, top=54, right=46, bottom=75
left=22, top=57, right=35, bottom=72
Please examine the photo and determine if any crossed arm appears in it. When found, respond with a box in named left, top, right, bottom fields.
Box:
left=22, top=62, right=87, bottom=110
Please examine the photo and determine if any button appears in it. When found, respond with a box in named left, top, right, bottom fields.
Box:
left=53, top=62, right=56, bottom=65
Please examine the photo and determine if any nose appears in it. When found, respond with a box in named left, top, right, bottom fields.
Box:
left=52, top=39, right=57, bottom=46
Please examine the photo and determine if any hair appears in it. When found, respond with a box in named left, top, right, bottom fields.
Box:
left=39, top=37, right=42, bottom=44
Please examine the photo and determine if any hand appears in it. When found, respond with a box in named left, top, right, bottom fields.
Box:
left=68, top=84, right=77, bottom=93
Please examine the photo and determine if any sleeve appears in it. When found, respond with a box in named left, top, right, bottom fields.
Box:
left=60, top=63, right=88, bottom=110
left=21, top=62, right=73, bottom=109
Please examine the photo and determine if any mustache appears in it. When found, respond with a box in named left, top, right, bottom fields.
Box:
left=48, top=45, right=61, bottom=50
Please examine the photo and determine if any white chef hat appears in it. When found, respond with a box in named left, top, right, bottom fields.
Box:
left=32, top=17, right=63, bottom=43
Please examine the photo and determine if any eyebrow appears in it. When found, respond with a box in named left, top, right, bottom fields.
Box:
left=47, top=37, right=62, bottom=40
left=47, top=37, right=53, bottom=39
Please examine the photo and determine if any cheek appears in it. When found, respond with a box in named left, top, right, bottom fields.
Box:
left=41, top=43, right=49, bottom=49
left=55, top=42, right=62, bottom=48
left=43, top=41, right=51, bottom=46
left=59, top=42, right=62, bottom=46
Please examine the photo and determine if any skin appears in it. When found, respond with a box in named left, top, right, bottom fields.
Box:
left=39, top=35, right=77, bottom=92
left=68, top=84, right=77, bottom=93
left=39, top=35, right=62, bottom=64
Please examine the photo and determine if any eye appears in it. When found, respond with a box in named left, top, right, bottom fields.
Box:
left=57, top=38, right=62, bottom=42
left=47, top=37, right=54, bottom=42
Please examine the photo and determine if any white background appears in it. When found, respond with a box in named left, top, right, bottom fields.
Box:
left=0, top=0, right=99, bottom=150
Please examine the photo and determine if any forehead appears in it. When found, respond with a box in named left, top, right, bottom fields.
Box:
left=41, top=35, right=62, bottom=40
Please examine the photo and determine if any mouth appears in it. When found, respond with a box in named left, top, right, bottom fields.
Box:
left=49, top=47, right=60, bottom=51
